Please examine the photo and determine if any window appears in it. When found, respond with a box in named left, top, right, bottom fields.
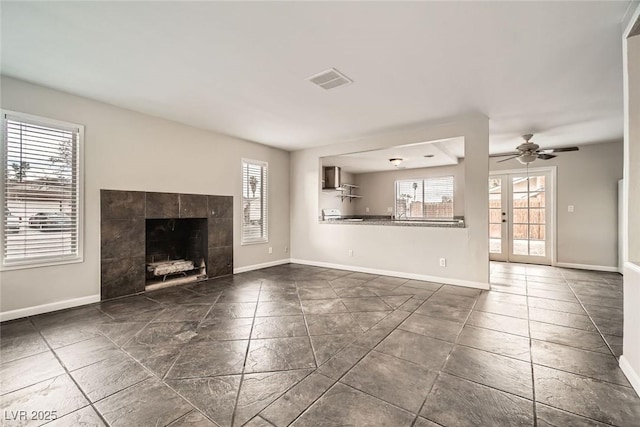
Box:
left=2, top=111, right=83, bottom=269
left=241, top=159, right=268, bottom=244
left=395, top=176, right=454, bottom=220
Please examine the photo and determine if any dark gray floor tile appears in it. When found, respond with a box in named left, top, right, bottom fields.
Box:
left=473, top=299, right=528, bottom=319
left=398, top=312, right=463, bottom=343
left=55, top=335, right=122, bottom=371
left=527, top=287, right=578, bottom=302
left=528, top=307, right=596, bottom=331
left=345, top=272, right=379, bottom=281
left=413, top=417, right=441, bottom=427
left=243, top=416, right=276, bottom=427
left=259, top=289, right=299, bottom=302
left=531, top=340, right=630, bottom=386
left=291, top=382, right=414, bottom=427
left=340, top=297, right=393, bottom=312
left=0, top=320, right=49, bottom=364
left=132, top=321, right=198, bottom=346
left=351, top=327, right=393, bottom=349
left=46, top=405, right=106, bottom=427
left=438, top=284, right=482, bottom=298
left=208, top=302, right=257, bottom=318
left=376, top=329, right=452, bottom=370
left=245, top=337, right=316, bottom=373
left=380, top=295, right=412, bottom=309
left=421, top=372, right=533, bottom=426
left=398, top=297, right=424, bottom=312
left=256, top=300, right=302, bottom=317
left=261, top=373, right=334, bottom=427
left=70, top=352, right=151, bottom=402
left=535, top=403, right=610, bottom=427
left=310, top=334, right=357, bottom=364
left=467, top=310, right=530, bottom=337
left=99, top=296, right=164, bottom=321
left=604, top=334, right=623, bottom=357
left=297, top=287, right=339, bottom=300
left=576, top=294, right=622, bottom=310
left=305, top=313, right=362, bottom=335
left=152, top=304, right=211, bottom=322
left=0, top=351, right=64, bottom=394
left=351, top=311, right=390, bottom=330
left=529, top=321, right=610, bottom=354
left=0, top=374, right=88, bottom=425
left=414, top=300, right=472, bottom=322
left=457, top=325, right=530, bottom=361
left=490, top=283, right=528, bottom=295
left=38, top=323, right=104, bottom=349
left=528, top=296, right=585, bottom=315
left=234, top=369, right=311, bottom=426
left=534, top=365, right=640, bottom=426
left=166, top=375, right=240, bottom=427
left=590, top=315, right=623, bottom=337
left=168, top=410, right=218, bottom=426
left=125, top=344, right=183, bottom=378
left=317, top=345, right=369, bottom=380
left=333, top=286, right=378, bottom=298
left=393, top=286, right=436, bottom=299
left=342, top=350, right=437, bottom=412
left=375, top=310, right=411, bottom=328
left=95, top=321, right=148, bottom=346
left=444, top=346, right=533, bottom=399
left=196, top=318, right=253, bottom=341
left=428, top=292, right=477, bottom=309
left=217, top=289, right=260, bottom=303
left=251, top=316, right=307, bottom=339
left=368, top=275, right=407, bottom=287
left=582, top=303, right=623, bottom=320
left=95, top=378, right=193, bottom=427
left=300, top=299, right=349, bottom=314
left=402, top=280, right=442, bottom=291
left=167, top=340, right=248, bottom=378
left=477, top=291, right=527, bottom=306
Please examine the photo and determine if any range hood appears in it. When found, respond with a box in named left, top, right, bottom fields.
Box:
left=322, top=166, right=342, bottom=190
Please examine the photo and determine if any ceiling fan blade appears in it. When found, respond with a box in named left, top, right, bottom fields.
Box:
left=489, top=152, right=519, bottom=158
left=550, top=146, right=579, bottom=153
left=537, top=153, right=556, bottom=160
left=496, top=155, right=520, bottom=163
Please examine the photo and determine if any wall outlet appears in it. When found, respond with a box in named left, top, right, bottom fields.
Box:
left=439, top=258, right=447, bottom=267
left=568, top=205, right=574, bottom=213
left=387, top=207, right=393, bottom=213
left=268, top=247, right=273, bottom=254
left=348, top=249, right=354, bottom=257
left=366, top=207, right=370, bottom=213
left=284, top=247, right=289, bottom=253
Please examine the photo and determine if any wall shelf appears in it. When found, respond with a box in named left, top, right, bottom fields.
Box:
left=337, top=184, right=361, bottom=202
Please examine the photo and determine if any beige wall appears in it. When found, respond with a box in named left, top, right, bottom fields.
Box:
left=491, top=141, right=623, bottom=268
left=0, top=76, right=290, bottom=315
left=290, top=115, right=489, bottom=288
left=628, top=35, right=640, bottom=264
left=352, top=162, right=465, bottom=217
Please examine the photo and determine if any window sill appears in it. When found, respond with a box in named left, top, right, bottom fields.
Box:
left=1, top=256, right=83, bottom=271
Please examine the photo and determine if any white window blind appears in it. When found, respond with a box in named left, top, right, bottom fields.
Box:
left=395, top=176, right=454, bottom=220
left=2, top=112, right=83, bottom=269
left=241, top=159, right=268, bottom=244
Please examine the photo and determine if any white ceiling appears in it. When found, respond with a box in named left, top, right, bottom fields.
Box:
left=0, top=1, right=631, bottom=153
left=323, top=137, right=465, bottom=174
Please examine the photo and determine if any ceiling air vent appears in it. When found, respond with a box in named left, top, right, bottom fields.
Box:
left=307, top=68, right=353, bottom=90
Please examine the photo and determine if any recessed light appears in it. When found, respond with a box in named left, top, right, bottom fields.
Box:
left=424, top=154, right=435, bottom=158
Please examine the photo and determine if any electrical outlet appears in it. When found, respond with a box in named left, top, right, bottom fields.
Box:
left=268, top=247, right=273, bottom=254
left=387, top=207, right=393, bottom=213
left=568, top=205, right=574, bottom=213
left=366, top=207, right=370, bottom=213
left=284, top=247, right=289, bottom=253
left=348, top=249, right=354, bottom=257
left=439, top=258, right=447, bottom=267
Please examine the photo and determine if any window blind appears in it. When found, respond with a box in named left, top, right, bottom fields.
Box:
left=395, top=176, right=454, bottom=219
left=241, top=159, right=268, bottom=244
left=2, top=113, right=82, bottom=268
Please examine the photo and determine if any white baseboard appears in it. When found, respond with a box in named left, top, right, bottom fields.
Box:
left=620, top=355, right=640, bottom=395
left=554, top=262, right=620, bottom=273
left=290, top=258, right=489, bottom=290
left=233, top=258, right=291, bottom=274
left=0, top=294, right=101, bottom=322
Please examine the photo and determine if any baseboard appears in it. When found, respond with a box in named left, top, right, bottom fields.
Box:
left=233, top=258, right=292, bottom=274
left=554, top=262, right=620, bottom=273
left=0, top=294, right=101, bottom=322
left=620, top=355, right=640, bottom=395
left=289, top=258, right=489, bottom=290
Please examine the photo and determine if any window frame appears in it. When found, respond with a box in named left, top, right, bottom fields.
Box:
left=240, top=158, right=268, bottom=245
left=1, top=110, right=84, bottom=271
left=394, top=175, right=455, bottom=220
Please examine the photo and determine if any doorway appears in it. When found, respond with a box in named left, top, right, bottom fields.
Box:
left=489, top=168, right=554, bottom=265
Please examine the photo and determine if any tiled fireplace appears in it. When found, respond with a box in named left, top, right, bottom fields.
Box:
left=100, top=190, right=233, bottom=300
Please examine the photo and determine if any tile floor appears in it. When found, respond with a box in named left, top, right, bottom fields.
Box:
left=1, top=262, right=639, bottom=426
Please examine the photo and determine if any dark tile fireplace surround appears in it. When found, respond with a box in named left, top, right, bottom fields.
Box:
left=100, top=190, right=233, bottom=300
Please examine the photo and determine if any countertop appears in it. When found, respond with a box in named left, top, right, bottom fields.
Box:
left=319, top=215, right=465, bottom=228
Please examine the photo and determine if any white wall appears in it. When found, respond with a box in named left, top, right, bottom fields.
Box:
left=491, top=141, right=622, bottom=269
left=290, top=115, right=489, bottom=288
left=0, top=76, right=290, bottom=316
left=352, top=162, right=465, bottom=217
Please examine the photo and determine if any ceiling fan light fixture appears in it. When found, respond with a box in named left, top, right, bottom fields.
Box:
left=389, top=158, right=403, bottom=167
left=517, top=152, right=537, bottom=164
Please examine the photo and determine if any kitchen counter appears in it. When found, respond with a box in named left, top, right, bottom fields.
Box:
left=319, top=215, right=465, bottom=228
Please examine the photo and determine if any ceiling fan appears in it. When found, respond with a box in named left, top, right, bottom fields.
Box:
left=491, top=134, right=579, bottom=164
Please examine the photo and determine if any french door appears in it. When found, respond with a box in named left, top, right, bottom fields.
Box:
left=489, top=170, right=553, bottom=265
